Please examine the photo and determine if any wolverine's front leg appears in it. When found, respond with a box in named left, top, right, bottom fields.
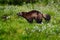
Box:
left=26, top=18, right=33, bottom=23
left=35, top=18, right=42, bottom=23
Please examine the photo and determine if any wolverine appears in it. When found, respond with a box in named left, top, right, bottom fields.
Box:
left=17, top=10, right=51, bottom=23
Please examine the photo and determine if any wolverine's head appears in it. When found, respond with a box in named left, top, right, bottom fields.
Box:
left=17, top=12, right=27, bottom=17
left=43, top=14, right=51, bottom=22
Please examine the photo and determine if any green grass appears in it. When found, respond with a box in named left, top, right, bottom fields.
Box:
left=0, top=3, right=60, bottom=40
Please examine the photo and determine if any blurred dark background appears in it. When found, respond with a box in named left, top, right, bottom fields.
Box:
left=0, top=0, right=60, bottom=5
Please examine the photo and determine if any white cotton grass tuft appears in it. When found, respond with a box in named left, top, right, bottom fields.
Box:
left=31, top=29, right=35, bottom=32
left=25, top=27, right=31, bottom=34
left=33, top=26, right=39, bottom=30
left=25, top=27, right=29, bottom=31
left=6, top=16, right=10, bottom=19
left=41, top=22, right=44, bottom=24
left=32, top=26, right=41, bottom=32
left=41, top=26, right=46, bottom=31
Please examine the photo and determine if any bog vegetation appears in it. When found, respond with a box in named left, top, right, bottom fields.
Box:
left=0, top=0, right=60, bottom=40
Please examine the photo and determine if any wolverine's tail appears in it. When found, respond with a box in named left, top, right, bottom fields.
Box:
left=42, top=14, right=51, bottom=22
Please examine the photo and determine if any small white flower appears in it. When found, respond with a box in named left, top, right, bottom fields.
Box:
left=38, top=29, right=41, bottom=32
left=42, top=26, right=46, bottom=31
left=31, top=29, right=35, bottom=32
left=33, top=26, right=39, bottom=30
left=6, top=16, right=10, bottom=19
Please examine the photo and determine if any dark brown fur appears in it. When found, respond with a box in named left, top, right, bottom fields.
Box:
left=17, top=10, right=51, bottom=23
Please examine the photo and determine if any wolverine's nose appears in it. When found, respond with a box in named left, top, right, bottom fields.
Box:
left=17, top=12, right=20, bottom=16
